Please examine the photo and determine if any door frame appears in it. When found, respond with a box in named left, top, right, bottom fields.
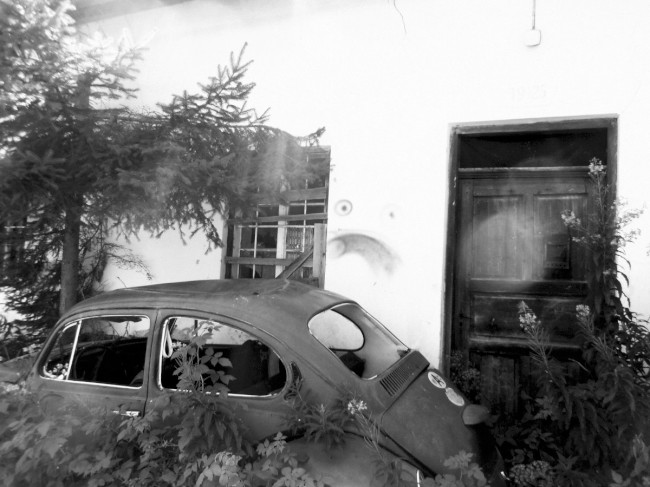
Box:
left=441, top=115, right=618, bottom=374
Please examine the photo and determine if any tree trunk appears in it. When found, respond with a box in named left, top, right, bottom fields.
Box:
left=59, top=203, right=82, bottom=315
left=58, top=75, right=91, bottom=316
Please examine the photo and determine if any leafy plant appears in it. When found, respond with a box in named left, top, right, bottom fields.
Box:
left=0, top=330, right=330, bottom=487
left=508, top=460, right=555, bottom=487
left=560, top=159, right=643, bottom=326
left=515, top=300, right=650, bottom=482
left=420, top=452, right=488, bottom=487
left=246, top=432, right=326, bottom=487
left=0, top=387, right=122, bottom=486
left=286, top=390, right=359, bottom=451
left=169, top=320, right=235, bottom=394
left=449, top=350, right=482, bottom=404
left=491, top=390, right=562, bottom=467
left=487, top=159, right=650, bottom=486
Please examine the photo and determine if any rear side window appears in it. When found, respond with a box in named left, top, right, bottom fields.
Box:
left=309, top=304, right=408, bottom=379
left=159, top=317, right=287, bottom=396
left=41, top=316, right=150, bottom=388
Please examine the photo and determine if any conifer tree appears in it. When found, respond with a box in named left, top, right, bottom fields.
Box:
left=0, top=0, right=314, bottom=333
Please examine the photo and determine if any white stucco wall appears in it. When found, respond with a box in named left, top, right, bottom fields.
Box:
left=91, top=0, right=650, bottom=367
left=100, top=220, right=222, bottom=290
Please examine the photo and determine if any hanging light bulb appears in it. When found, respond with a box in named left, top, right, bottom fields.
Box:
left=524, top=0, right=542, bottom=46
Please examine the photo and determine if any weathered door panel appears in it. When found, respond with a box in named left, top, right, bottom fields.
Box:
left=29, top=310, right=155, bottom=417
left=454, top=177, right=590, bottom=415
left=146, top=310, right=295, bottom=442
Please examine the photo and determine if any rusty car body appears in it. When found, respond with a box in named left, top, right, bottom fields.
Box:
left=9, top=279, right=506, bottom=485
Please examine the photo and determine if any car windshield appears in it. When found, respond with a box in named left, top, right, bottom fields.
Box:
left=308, top=303, right=409, bottom=379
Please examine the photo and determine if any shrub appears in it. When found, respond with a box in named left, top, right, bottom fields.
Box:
left=0, top=330, right=328, bottom=487
left=492, top=159, right=650, bottom=486
left=449, top=351, right=482, bottom=405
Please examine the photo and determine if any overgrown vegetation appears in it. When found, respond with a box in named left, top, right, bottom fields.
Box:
left=0, top=325, right=329, bottom=487
left=449, top=351, right=481, bottom=405
left=0, top=386, right=336, bottom=487
left=508, top=301, right=650, bottom=486
left=452, top=159, right=650, bottom=486
left=286, top=391, right=490, bottom=487
left=0, top=320, right=492, bottom=486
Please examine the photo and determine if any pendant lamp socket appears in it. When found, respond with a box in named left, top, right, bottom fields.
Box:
left=524, top=29, right=542, bottom=47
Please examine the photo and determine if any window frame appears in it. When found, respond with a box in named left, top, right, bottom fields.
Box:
left=39, top=314, right=151, bottom=390
left=224, top=191, right=327, bottom=281
left=222, top=147, right=330, bottom=286
left=308, top=303, right=409, bottom=380
left=156, top=314, right=288, bottom=398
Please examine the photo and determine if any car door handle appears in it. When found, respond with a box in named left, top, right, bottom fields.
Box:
left=112, top=410, right=140, bottom=417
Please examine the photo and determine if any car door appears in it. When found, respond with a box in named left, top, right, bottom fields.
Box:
left=147, top=311, right=295, bottom=440
left=30, top=311, right=155, bottom=417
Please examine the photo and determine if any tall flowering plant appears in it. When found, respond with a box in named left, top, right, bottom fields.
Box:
left=561, top=158, right=643, bottom=328
left=561, top=158, right=649, bottom=382
left=504, top=158, right=650, bottom=485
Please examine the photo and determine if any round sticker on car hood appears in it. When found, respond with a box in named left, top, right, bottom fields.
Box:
left=445, top=387, right=465, bottom=407
left=427, top=371, right=446, bottom=389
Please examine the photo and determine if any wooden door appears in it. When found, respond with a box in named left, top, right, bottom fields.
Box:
left=453, top=175, right=591, bottom=415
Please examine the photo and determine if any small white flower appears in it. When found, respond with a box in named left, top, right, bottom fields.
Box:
left=576, top=305, right=590, bottom=318
left=519, top=312, right=538, bottom=333
left=347, top=399, right=368, bottom=416
left=588, top=157, right=606, bottom=175
left=561, top=210, right=581, bottom=227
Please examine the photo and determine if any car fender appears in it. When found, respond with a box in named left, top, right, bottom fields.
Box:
left=287, top=435, right=420, bottom=487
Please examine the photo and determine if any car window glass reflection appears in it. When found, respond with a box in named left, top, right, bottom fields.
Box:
left=41, top=316, right=150, bottom=387
left=309, top=304, right=408, bottom=379
left=41, top=322, right=79, bottom=380
left=160, top=317, right=287, bottom=396
left=308, top=311, right=364, bottom=350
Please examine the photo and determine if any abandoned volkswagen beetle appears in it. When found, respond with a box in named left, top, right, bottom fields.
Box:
left=20, top=279, right=506, bottom=485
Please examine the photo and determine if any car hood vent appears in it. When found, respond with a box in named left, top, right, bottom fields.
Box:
left=380, top=353, right=428, bottom=397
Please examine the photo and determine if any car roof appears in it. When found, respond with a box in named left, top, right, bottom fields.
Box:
left=65, top=279, right=353, bottom=339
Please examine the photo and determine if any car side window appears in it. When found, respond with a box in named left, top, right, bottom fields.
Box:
left=159, top=317, right=287, bottom=396
left=41, top=316, right=150, bottom=388
left=309, top=304, right=407, bottom=379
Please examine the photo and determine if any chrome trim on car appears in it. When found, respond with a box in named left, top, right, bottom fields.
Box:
left=38, top=314, right=150, bottom=388
left=41, top=378, right=143, bottom=390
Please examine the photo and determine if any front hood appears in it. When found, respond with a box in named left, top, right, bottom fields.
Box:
left=380, top=369, right=499, bottom=476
